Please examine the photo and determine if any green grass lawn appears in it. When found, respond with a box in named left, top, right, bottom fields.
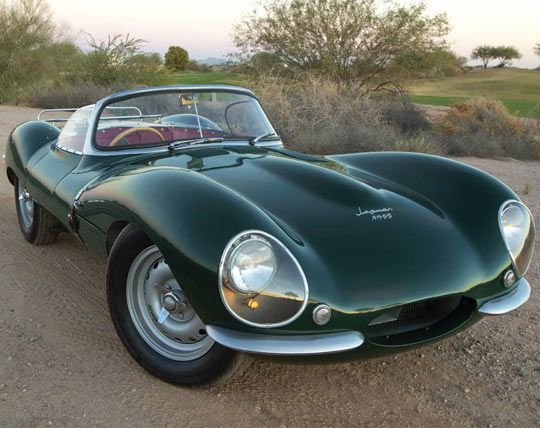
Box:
left=162, top=71, right=243, bottom=86
left=411, top=68, right=540, bottom=118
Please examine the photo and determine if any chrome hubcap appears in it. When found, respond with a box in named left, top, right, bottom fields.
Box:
left=126, top=246, right=214, bottom=361
left=17, top=181, right=34, bottom=229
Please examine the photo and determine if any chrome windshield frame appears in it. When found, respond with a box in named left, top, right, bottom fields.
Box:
left=82, top=85, right=279, bottom=156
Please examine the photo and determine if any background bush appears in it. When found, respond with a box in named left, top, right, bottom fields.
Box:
left=381, top=101, right=431, bottom=135
left=0, top=0, right=74, bottom=102
left=26, top=82, right=133, bottom=109
left=253, top=75, right=399, bottom=154
left=252, top=76, right=539, bottom=159
left=0, top=0, right=164, bottom=105
left=434, top=97, right=540, bottom=159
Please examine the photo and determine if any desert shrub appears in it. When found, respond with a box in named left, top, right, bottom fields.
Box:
left=187, top=60, right=212, bottom=72
left=393, top=137, right=440, bottom=154
left=80, top=33, right=164, bottom=87
left=435, top=97, right=539, bottom=159
left=26, top=82, right=134, bottom=108
left=252, top=75, right=400, bottom=154
left=381, top=101, right=431, bottom=135
left=437, top=97, right=521, bottom=136
left=253, top=77, right=539, bottom=159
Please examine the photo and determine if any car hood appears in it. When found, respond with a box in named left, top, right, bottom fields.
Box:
left=149, top=146, right=511, bottom=311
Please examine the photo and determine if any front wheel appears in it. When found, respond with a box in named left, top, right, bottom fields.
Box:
left=107, top=225, right=250, bottom=386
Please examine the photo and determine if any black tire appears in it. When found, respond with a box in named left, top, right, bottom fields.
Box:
left=107, top=225, right=251, bottom=386
left=14, top=176, right=60, bottom=245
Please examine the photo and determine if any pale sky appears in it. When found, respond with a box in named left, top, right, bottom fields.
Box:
left=48, top=0, right=540, bottom=68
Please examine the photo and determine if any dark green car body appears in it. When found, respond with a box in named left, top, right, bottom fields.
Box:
left=4, top=85, right=532, bottom=361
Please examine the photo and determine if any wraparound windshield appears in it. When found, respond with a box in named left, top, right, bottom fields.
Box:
left=94, top=91, right=276, bottom=149
left=57, top=106, right=93, bottom=153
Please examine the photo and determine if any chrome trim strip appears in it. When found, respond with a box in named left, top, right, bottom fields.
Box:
left=478, top=278, right=531, bottom=315
left=106, top=105, right=142, bottom=116
left=207, top=326, right=364, bottom=355
left=99, top=114, right=162, bottom=121
left=55, top=142, right=82, bottom=155
left=43, top=118, right=70, bottom=123
left=81, top=140, right=282, bottom=157
left=38, top=108, right=78, bottom=120
left=98, top=85, right=255, bottom=104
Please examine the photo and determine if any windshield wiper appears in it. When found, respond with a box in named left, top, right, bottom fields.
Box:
left=168, top=137, right=224, bottom=153
left=249, top=132, right=278, bottom=146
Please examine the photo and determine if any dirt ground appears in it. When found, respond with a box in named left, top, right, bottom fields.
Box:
left=0, top=105, right=539, bottom=427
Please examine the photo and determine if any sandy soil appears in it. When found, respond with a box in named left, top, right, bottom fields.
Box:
left=0, top=105, right=539, bottom=427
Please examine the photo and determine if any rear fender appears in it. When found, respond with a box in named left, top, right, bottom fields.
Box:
left=5, top=121, right=60, bottom=184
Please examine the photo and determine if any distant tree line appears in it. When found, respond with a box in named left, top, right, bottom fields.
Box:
left=471, top=45, right=522, bottom=69
left=0, top=0, right=212, bottom=103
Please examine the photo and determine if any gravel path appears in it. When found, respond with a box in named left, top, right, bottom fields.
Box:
left=0, top=105, right=538, bottom=427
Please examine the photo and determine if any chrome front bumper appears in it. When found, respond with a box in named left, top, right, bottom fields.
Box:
left=207, top=326, right=364, bottom=356
left=208, top=279, right=531, bottom=356
left=478, top=278, right=531, bottom=315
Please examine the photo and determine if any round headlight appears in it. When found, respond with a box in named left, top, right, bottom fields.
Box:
left=499, top=200, right=535, bottom=277
left=219, top=231, right=309, bottom=328
left=227, top=236, right=276, bottom=294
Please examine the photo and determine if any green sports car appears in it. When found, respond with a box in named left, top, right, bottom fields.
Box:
left=3, top=85, right=535, bottom=385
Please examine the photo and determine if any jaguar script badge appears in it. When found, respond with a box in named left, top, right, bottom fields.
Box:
left=355, top=207, right=393, bottom=221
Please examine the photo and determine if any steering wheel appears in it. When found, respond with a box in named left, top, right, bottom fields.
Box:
left=110, top=127, right=165, bottom=147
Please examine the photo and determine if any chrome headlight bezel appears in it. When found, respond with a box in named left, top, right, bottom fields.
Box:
left=218, top=230, right=309, bottom=328
left=498, top=200, right=536, bottom=278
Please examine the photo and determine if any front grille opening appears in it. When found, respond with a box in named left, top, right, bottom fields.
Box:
left=367, top=296, right=476, bottom=346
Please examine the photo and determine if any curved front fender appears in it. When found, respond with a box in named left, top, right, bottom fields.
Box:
left=76, top=165, right=299, bottom=324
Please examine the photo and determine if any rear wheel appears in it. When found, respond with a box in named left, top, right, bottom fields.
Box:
left=107, top=225, right=250, bottom=386
left=14, top=176, right=60, bottom=245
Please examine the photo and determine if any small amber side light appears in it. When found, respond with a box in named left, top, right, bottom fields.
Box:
left=245, top=298, right=259, bottom=310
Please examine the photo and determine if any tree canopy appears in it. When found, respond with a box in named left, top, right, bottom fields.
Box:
left=471, top=45, right=521, bottom=69
left=165, top=46, right=189, bottom=71
left=233, top=0, right=450, bottom=86
left=492, top=46, right=521, bottom=67
left=0, top=0, right=72, bottom=98
left=471, top=45, right=494, bottom=69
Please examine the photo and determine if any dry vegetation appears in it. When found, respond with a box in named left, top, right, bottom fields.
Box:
left=255, top=76, right=398, bottom=153
left=253, top=76, right=540, bottom=159
left=434, top=97, right=540, bottom=158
